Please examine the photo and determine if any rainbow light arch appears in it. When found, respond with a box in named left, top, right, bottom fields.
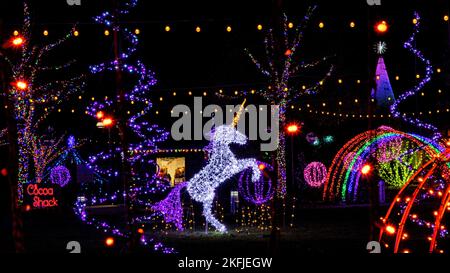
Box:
left=323, top=126, right=445, bottom=202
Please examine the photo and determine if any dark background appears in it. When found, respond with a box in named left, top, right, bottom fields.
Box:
left=1, top=0, right=449, bottom=147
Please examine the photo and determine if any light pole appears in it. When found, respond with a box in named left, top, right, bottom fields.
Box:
left=286, top=123, right=300, bottom=192
left=285, top=123, right=300, bottom=230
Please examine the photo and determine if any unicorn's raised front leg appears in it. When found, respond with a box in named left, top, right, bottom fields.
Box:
left=202, top=198, right=227, bottom=233
left=237, top=158, right=261, bottom=182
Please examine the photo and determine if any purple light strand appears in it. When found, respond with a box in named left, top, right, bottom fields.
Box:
left=390, top=12, right=441, bottom=141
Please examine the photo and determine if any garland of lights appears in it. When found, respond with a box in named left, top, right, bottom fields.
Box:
left=390, top=12, right=441, bottom=141
left=153, top=125, right=261, bottom=233
left=0, top=2, right=85, bottom=203
left=238, top=161, right=273, bottom=205
left=303, top=162, right=327, bottom=188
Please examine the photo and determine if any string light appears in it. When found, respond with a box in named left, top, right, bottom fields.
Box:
left=0, top=2, right=85, bottom=203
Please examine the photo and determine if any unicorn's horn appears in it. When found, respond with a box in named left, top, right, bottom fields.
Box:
left=232, top=99, right=246, bottom=128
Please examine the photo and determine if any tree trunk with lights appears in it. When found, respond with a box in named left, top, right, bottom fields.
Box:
left=1, top=62, right=25, bottom=253
left=269, top=0, right=285, bottom=255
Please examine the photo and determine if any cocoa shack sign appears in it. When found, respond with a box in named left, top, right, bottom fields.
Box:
left=25, top=184, right=59, bottom=208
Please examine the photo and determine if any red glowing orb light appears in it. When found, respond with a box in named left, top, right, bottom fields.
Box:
left=102, top=117, right=114, bottom=127
left=14, top=80, right=28, bottom=91
left=258, top=164, right=266, bottom=171
left=361, top=164, right=372, bottom=175
left=386, top=225, right=396, bottom=235
left=12, top=36, right=25, bottom=46
left=1, top=168, right=8, bottom=177
left=375, top=21, right=388, bottom=33
left=96, top=111, right=105, bottom=120
left=286, top=123, right=301, bottom=135
left=105, top=237, right=115, bottom=247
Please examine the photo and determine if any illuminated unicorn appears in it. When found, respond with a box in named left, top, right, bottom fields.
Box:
left=152, top=101, right=260, bottom=232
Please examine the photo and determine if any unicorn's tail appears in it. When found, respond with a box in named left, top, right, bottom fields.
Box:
left=151, top=181, right=187, bottom=231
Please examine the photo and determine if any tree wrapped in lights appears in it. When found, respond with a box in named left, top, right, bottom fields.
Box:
left=75, top=0, right=174, bottom=253
left=0, top=1, right=85, bottom=203
left=245, top=7, right=334, bottom=196
left=30, top=135, right=67, bottom=184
